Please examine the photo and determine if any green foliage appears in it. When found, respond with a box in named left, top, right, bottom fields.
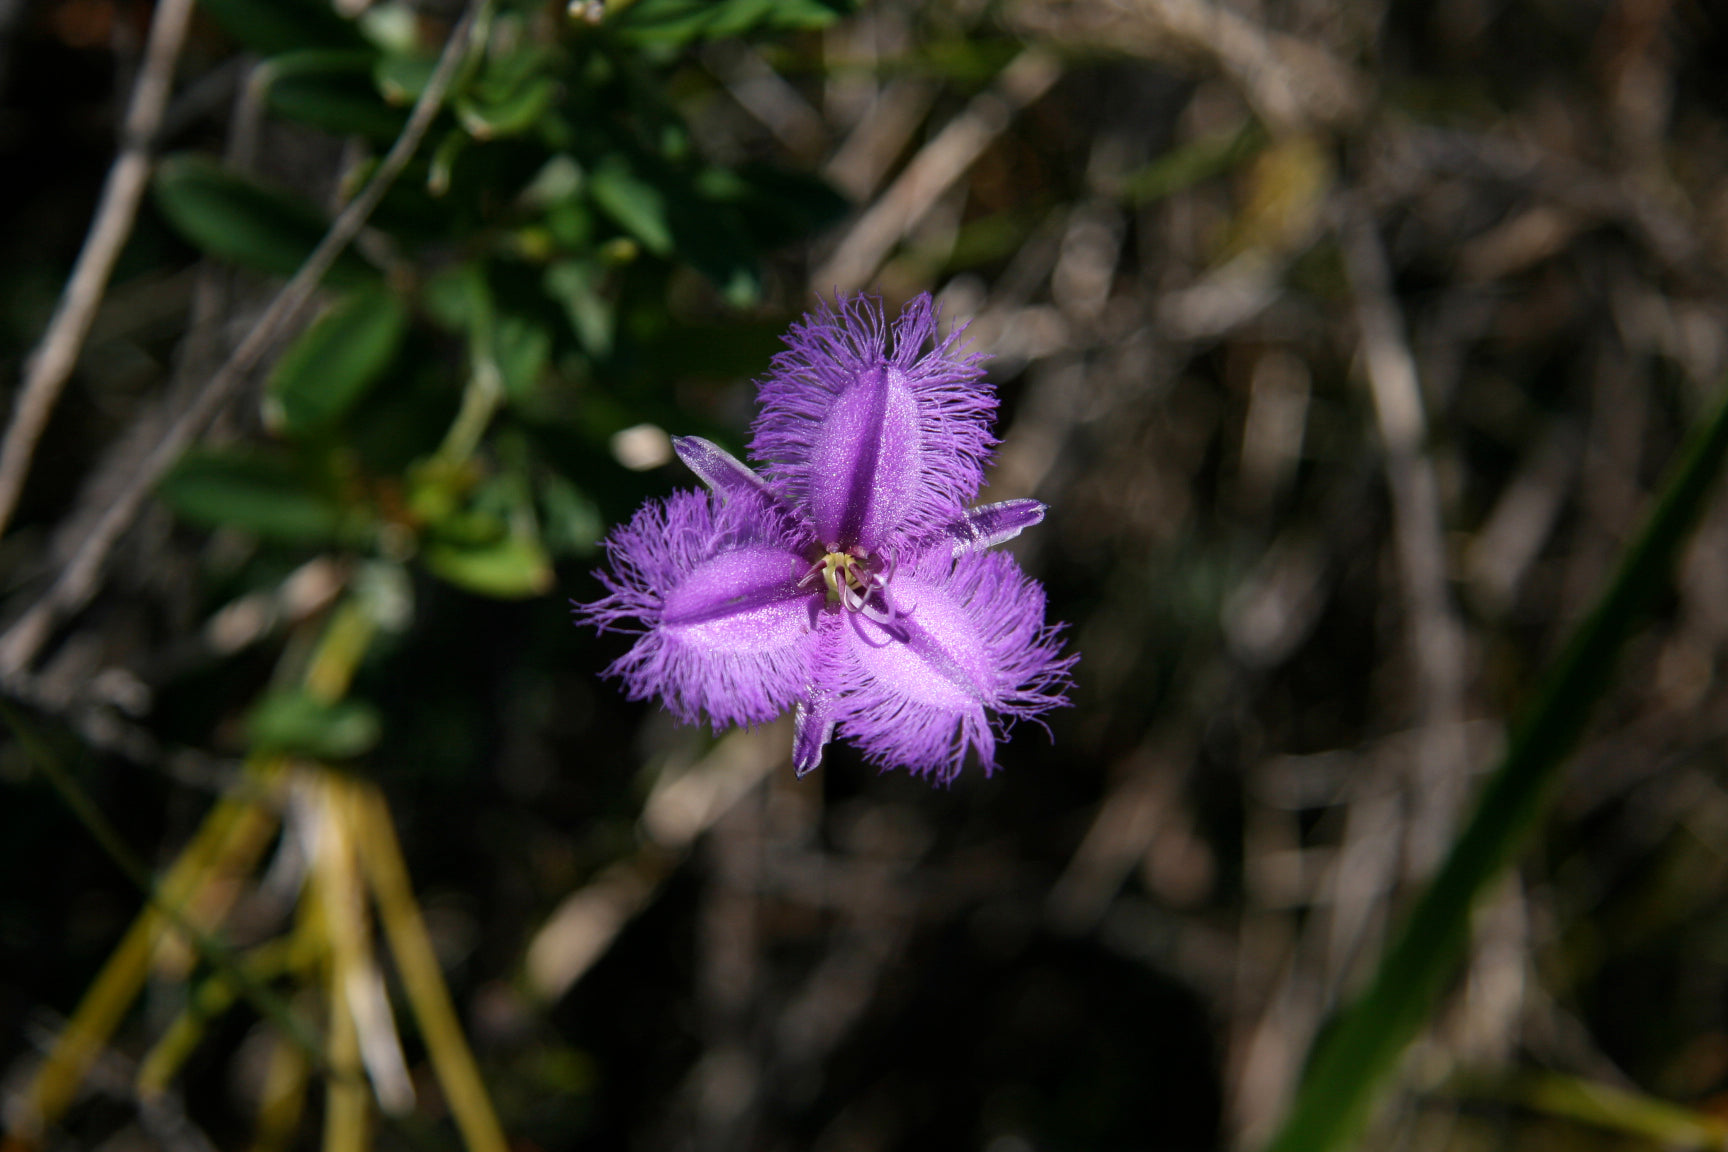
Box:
left=247, top=689, right=382, bottom=758
left=263, top=50, right=408, bottom=141
left=587, top=157, right=673, bottom=256
left=151, top=0, right=849, bottom=633
left=267, top=286, right=411, bottom=435
left=158, top=450, right=352, bottom=545
left=152, top=155, right=376, bottom=282
left=609, top=0, right=852, bottom=47
left=423, top=533, right=553, bottom=598
left=196, top=0, right=365, bottom=56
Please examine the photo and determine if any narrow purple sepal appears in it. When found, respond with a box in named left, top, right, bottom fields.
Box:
left=750, top=293, right=996, bottom=551
left=929, top=499, right=1048, bottom=555
left=792, top=687, right=836, bottom=777
left=673, top=435, right=775, bottom=504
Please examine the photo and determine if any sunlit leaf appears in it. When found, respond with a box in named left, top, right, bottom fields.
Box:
left=495, top=314, right=553, bottom=402
left=611, top=0, right=850, bottom=45
left=247, top=689, right=381, bottom=758
left=374, top=51, right=439, bottom=105
left=423, top=533, right=554, bottom=599
left=455, top=76, right=558, bottom=141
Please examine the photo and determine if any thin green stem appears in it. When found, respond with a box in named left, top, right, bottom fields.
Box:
left=1261, top=376, right=1728, bottom=1152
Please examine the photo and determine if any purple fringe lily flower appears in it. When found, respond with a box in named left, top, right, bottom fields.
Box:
left=577, top=293, right=1074, bottom=782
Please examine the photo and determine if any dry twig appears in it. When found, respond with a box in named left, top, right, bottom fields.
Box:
left=813, top=47, right=1061, bottom=292
left=1340, top=210, right=1471, bottom=874
left=0, top=0, right=198, bottom=539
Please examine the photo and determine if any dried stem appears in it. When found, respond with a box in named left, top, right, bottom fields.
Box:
left=1341, top=209, right=1470, bottom=874
left=813, top=48, right=1060, bottom=293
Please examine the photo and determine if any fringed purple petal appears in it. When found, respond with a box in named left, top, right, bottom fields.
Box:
left=924, top=499, right=1048, bottom=555
left=749, top=293, right=995, bottom=552
left=575, top=488, right=820, bottom=730
left=822, top=549, right=1074, bottom=782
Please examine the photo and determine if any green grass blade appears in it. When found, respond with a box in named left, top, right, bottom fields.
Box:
left=1262, top=377, right=1728, bottom=1152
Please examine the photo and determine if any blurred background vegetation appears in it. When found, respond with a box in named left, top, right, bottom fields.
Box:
left=6, top=0, right=1728, bottom=1149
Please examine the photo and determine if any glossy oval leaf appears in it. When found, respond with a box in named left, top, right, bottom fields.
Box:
left=543, top=260, right=613, bottom=357
left=374, top=52, right=438, bottom=105
left=495, top=314, right=552, bottom=402
left=153, top=154, right=375, bottom=283
left=266, top=286, right=410, bottom=435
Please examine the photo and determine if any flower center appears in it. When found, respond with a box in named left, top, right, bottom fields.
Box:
left=815, top=550, right=869, bottom=605
left=799, top=548, right=898, bottom=621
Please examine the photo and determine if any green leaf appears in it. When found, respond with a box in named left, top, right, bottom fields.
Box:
left=196, top=0, right=364, bottom=55
left=538, top=472, right=601, bottom=557
left=266, top=286, right=409, bottom=434
left=419, top=262, right=476, bottom=331
left=1263, top=374, right=1728, bottom=1152
left=455, top=75, right=558, bottom=140
left=544, top=260, right=613, bottom=357
left=153, top=154, right=375, bottom=283
left=264, top=50, right=407, bottom=140
left=587, top=157, right=672, bottom=255
left=158, top=450, right=346, bottom=544
left=374, top=51, right=439, bottom=105
left=247, top=689, right=381, bottom=759
left=495, top=314, right=552, bottom=402
left=423, top=533, right=553, bottom=599
left=611, top=0, right=850, bottom=45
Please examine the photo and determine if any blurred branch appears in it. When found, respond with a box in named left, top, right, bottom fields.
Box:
left=0, top=0, right=485, bottom=682
left=525, top=723, right=787, bottom=1003
left=1012, top=0, right=1365, bottom=134
left=1340, top=210, right=1470, bottom=874
left=823, top=78, right=937, bottom=202
left=1397, top=127, right=1709, bottom=283
left=0, top=0, right=198, bottom=539
left=813, top=47, right=1060, bottom=293
left=1263, top=370, right=1728, bottom=1152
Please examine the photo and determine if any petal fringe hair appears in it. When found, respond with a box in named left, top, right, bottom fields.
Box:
left=749, top=293, right=997, bottom=547
left=829, top=548, right=1075, bottom=782
left=575, top=489, right=811, bottom=729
